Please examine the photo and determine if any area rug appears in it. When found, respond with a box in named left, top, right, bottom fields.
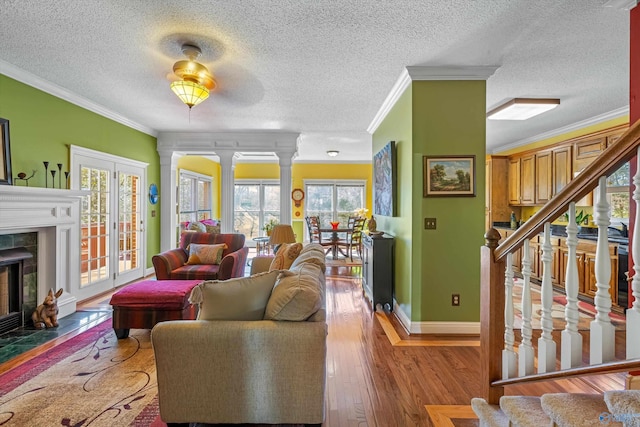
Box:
left=0, top=320, right=161, bottom=426
left=326, top=256, right=362, bottom=267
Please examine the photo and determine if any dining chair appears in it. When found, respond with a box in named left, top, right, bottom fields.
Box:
left=337, top=217, right=366, bottom=261
left=305, top=216, right=333, bottom=254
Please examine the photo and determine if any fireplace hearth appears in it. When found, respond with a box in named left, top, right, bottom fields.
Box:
left=0, top=247, right=33, bottom=334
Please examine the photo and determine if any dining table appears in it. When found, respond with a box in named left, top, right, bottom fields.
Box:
left=319, top=227, right=351, bottom=259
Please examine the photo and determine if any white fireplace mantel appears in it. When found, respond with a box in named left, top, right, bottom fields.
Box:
left=0, top=185, right=89, bottom=318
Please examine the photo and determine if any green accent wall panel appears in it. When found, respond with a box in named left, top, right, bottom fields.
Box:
left=0, top=74, right=160, bottom=268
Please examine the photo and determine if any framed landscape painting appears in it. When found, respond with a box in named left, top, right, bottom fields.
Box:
left=373, top=141, right=396, bottom=216
left=423, top=155, right=475, bottom=197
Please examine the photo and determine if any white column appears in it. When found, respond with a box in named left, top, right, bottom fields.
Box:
left=629, top=146, right=640, bottom=359
left=538, top=222, right=556, bottom=373
left=562, top=202, right=583, bottom=369
left=218, top=151, right=236, bottom=233
left=519, top=243, right=535, bottom=376
left=502, top=252, right=517, bottom=379
left=276, top=150, right=295, bottom=225
left=158, top=150, right=179, bottom=251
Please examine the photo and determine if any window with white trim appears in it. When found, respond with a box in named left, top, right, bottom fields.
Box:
left=178, top=170, right=212, bottom=225
left=234, top=180, right=280, bottom=239
left=305, top=180, right=366, bottom=228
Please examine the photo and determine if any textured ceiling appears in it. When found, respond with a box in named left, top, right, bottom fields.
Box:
left=0, top=0, right=632, bottom=161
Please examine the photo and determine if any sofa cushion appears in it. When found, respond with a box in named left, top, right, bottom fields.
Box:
left=186, top=243, right=227, bottom=265
left=265, top=263, right=322, bottom=321
left=269, top=242, right=303, bottom=271
left=189, top=270, right=281, bottom=320
left=290, top=243, right=326, bottom=271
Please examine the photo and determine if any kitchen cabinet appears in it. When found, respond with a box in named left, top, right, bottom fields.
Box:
left=520, top=154, right=535, bottom=205
left=559, top=239, right=617, bottom=304
left=552, top=146, right=572, bottom=197
left=535, top=152, right=553, bottom=204
left=573, top=137, right=606, bottom=175
left=486, top=156, right=511, bottom=231
left=508, top=158, right=521, bottom=205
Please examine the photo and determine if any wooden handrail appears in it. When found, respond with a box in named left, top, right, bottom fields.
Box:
left=492, top=358, right=640, bottom=387
left=495, top=119, right=640, bottom=262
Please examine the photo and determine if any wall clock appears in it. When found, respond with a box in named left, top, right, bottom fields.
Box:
left=148, top=183, right=159, bottom=205
left=291, top=188, right=305, bottom=207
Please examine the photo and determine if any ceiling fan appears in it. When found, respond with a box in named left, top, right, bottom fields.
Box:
left=168, top=44, right=216, bottom=109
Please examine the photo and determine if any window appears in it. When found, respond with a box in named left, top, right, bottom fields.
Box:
left=179, top=171, right=212, bottom=225
left=606, top=161, right=630, bottom=225
left=234, top=180, right=280, bottom=239
left=305, top=181, right=366, bottom=228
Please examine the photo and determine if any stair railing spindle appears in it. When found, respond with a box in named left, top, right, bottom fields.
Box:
left=519, top=242, right=535, bottom=376
left=562, top=202, right=583, bottom=369
left=538, top=222, right=556, bottom=373
left=503, top=252, right=517, bottom=379
left=590, top=176, right=615, bottom=364
left=629, top=147, right=640, bottom=359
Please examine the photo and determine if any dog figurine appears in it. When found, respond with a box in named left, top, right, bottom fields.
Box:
left=32, top=289, right=63, bottom=329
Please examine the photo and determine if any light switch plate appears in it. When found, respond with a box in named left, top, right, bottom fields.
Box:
left=424, top=218, right=436, bottom=229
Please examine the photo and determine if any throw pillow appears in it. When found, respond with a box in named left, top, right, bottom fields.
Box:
left=264, top=263, right=322, bottom=321
left=188, top=221, right=207, bottom=232
left=269, top=242, right=303, bottom=271
left=186, top=243, right=227, bottom=265
left=189, top=270, right=281, bottom=320
left=290, top=243, right=326, bottom=271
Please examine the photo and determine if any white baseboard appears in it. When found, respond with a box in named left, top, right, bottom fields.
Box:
left=392, top=299, right=480, bottom=335
left=145, top=267, right=155, bottom=277
left=58, top=293, right=77, bottom=319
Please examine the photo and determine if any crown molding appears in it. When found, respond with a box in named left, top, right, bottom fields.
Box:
left=490, top=106, right=630, bottom=154
left=603, top=0, right=638, bottom=10
left=0, top=59, right=157, bottom=137
left=367, top=66, right=499, bottom=134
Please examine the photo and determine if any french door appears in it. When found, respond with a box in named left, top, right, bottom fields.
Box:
left=71, top=146, right=147, bottom=300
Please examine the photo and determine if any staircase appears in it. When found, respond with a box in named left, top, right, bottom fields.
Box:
left=473, top=120, right=640, bottom=426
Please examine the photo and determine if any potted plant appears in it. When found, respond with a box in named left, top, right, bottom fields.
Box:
left=263, top=219, right=278, bottom=236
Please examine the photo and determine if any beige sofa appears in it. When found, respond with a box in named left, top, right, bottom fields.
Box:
left=151, top=243, right=327, bottom=427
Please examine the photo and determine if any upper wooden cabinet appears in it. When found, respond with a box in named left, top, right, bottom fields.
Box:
left=573, top=137, right=606, bottom=174
left=535, top=151, right=553, bottom=204
left=520, top=154, right=535, bottom=205
left=508, top=158, right=521, bottom=205
left=486, top=156, right=510, bottom=231
left=552, top=146, right=572, bottom=196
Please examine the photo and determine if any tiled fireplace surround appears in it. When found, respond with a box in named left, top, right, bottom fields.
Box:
left=0, top=185, right=87, bottom=322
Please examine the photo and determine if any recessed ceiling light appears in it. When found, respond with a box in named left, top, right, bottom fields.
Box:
left=326, top=150, right=339, bottom=157
left=487, top=98, right=560, bottom=120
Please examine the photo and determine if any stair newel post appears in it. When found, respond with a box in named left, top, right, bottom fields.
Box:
left=591, top=176, right=615, bottom=364
left=503, top=252, right=517, bottom=379
left=480, top=228, right=505, bottom=404
left=562, top=202, right=583, bottom=369
left=628, top=147, right=640, bottom=360
left=538, top=222, right=556, bottom=373
left=518, top=240, right=535, bottom=376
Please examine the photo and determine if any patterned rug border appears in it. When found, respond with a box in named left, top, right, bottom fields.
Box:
left=0, top=319, right=113, bottom=396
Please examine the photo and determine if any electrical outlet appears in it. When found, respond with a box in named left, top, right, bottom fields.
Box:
left=452, top=294, right=460, bottom=306
left=424, top=217, right=436, bottom=229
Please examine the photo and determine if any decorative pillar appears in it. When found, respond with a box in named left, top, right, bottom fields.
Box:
left=218, top=151, right=236, bottom=233
left=158, top=150, right=180, bottom=251
left=276, top=150, right=296, bottom=225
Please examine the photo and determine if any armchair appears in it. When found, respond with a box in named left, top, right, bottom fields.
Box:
left=152, top=232, right=248, bottom=281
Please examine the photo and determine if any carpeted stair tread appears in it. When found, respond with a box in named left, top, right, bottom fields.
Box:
left=471, top=398, right=510, bottom=427
left=604, top=390, right=640, bottom=427
left=500, top=396, right=552, bottom=427
left=541, top=393, right=622, bottom=427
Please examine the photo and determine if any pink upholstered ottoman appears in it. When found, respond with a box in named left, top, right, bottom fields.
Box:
left=109, top=279, right=202, bottom=339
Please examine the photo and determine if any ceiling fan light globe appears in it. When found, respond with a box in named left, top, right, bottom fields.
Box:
left=170, top=80, right=210, bottom=108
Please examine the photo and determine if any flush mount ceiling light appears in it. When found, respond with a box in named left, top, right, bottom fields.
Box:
left=326, top=150, right=339, bottom=157
left=169, top=44, right=216, bottom=109
left=487, top=98, right=560, bottom=120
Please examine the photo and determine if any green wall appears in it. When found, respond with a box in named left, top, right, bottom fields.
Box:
left=373, top=80, right=486, bottom=323
left=0, top=74, right=160, bottom=268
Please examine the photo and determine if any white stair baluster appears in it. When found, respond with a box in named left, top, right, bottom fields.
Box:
left=590, top=176, right=615, bottom=364
left=629, top=147, right=640, bottom=359
left=503, top=252, right=517, bottom=379
left=538, top=222, right=556, bottom=373
left=562, top=202, right=583, bottom=369
left=519, top=243, right=535, bottom=376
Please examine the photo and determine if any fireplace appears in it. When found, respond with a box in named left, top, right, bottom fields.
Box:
left=0, top=247, right=33, bottom=334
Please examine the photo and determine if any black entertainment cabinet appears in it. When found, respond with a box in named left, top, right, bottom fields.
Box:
left=362, top=233, right=394, bottom=312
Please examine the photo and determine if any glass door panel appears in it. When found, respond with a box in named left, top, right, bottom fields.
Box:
left=116, top=167, right=145, bottom=286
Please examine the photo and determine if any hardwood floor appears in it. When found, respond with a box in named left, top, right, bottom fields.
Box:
left=2, top=265, right=628, bottom=426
